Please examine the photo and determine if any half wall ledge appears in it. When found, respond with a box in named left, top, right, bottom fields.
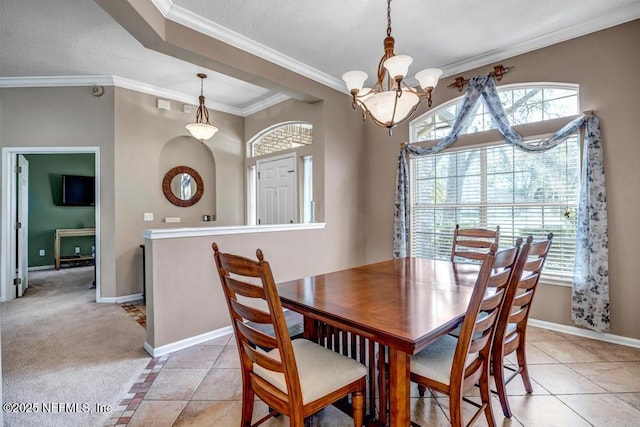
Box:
left=143, top=222, right=326, bottom=240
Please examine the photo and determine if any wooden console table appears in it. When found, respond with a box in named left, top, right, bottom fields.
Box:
left=54, top=228, right=95, bottom=270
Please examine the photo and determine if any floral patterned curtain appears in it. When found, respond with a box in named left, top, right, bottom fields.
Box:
left=393, top=74, right=609, bottom=332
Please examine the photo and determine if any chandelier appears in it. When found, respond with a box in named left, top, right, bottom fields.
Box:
left=342, top=0, right=443, bottom=134
left=186, top=73, right=219, bottom=142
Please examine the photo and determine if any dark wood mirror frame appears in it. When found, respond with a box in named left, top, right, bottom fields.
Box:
left=162, top=165, right=204, bottom=207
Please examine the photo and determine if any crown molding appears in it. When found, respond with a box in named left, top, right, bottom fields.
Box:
left=440, top=2, right=640, bottom=78
left=150, top=0, right=346, bottom=93
left=0, top=75, right=289, bottom=117
left=241, top=93, right=291, bottom=117
left=153, top=0, right=640, bottom=93
left=0, top=75, right=116, bottom=88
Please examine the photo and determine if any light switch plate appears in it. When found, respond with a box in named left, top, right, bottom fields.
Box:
left=144, top=212, right=154, bottom=221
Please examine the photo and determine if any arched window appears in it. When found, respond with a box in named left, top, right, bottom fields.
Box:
left=408, top=84, right=580, bottom=282
left=248, top=122, right=312, bottom=158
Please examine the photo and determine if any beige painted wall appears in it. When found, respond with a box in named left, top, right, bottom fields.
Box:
left=363, top=20, right=640, bottom=339
left=147, top=93, right=366, bottom=349
left=113, top=88, right=245, bottom=296
left=0, top=86, right=117, bottom=299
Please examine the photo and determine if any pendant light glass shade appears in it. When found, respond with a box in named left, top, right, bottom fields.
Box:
left=186, top=123, right=219, bottom=141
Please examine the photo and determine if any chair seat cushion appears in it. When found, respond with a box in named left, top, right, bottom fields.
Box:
left=410, top=334, right=478, bottom=386
left=254, top=338, right=366, bottom=404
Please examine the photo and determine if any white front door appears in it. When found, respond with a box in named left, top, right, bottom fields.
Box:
left=16, top=154, right=29, bottom=297
left=257, top=154, right=296, bottom=225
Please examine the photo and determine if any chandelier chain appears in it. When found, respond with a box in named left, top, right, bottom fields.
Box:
left=386, top=0, right=392, bottom=37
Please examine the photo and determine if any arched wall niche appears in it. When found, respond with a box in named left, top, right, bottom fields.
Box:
left=158, top=136, right=217, bottom=223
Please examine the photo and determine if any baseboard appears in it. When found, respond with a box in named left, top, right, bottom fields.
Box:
left=98, top=293, right=143, bottom=304
left=529, top=318, right=640, bottom=349
left=143, top=326, right=235, bottom=357
left=28, top=265, right=55, bottom=271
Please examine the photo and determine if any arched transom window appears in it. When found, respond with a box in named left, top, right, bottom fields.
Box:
left=412, top=84, right=579, bottom=141
left=248, top=122, right=312, bottom=158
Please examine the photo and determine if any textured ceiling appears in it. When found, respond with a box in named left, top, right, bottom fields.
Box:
left=1, top=0, right=639, bottom=115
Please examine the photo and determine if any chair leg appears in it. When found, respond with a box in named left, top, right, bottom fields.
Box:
left=492, top=347, right=513, bottom=418
left=241, top=386, right=254, bottom=427
left=479, top=368, right=497, bottom=427
left=352, top=390, right=364, bottom=426
left=448, top=389, right=464, bottom=427
left=516, top=339, right=533, bottom=393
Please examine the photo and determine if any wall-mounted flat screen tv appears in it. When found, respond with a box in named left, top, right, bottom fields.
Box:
left=62, top=175, right=95, bottom=206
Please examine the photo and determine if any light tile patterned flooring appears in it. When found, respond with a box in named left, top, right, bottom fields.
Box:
left=111, top=307, right=640, bottom=426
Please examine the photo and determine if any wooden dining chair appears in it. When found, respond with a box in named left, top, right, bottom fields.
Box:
left=212, top=243, right=367, bottom=427
left=492, top=233, right=553, bottom=418
left=410, top=241, right=520, bottom=427
left=451, top=224, right=500, bottom=263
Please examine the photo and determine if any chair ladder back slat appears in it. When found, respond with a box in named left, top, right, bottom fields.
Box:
left=454, top=251, right=487, bottom=261
left=218, top=253, right=261, bottom=278
left=523, top=257, right=544, bottom=273
left=457, top=228, right=501, bottom=238
left=244, top=342, right=285, bottom=373
left=468, top=332, right=492, bottom=354
left=236, top=319, right=279, bottom=350
left=451, top=224, right=501, bottom=263
left=456, top=240, right=496, bottom=249
left=230, top=298, right=272, bottom=324
left=517, top=274, right=539, bottom=291
left=225, top=276, right=265, bottom=299
left=479, top=290, right=503, bottom=311
left=512, top=288, right=535, bottom=308
left=475, top=308, right=499, bottom=333
left=508, top=307, right=528, bottom=325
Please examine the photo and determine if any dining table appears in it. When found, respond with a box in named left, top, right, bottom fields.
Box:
left=277, top=257, right=481, bottom=426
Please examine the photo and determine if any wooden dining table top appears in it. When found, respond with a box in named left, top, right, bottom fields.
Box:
left=277, top=257, right=481, bottom=354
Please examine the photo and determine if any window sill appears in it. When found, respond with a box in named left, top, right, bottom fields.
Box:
left=539, top=275, right=572, bottom=288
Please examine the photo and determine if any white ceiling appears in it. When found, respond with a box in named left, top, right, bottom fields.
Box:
left=1, top=0, right=639, bottom=117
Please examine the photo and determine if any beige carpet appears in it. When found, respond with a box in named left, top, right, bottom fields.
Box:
left=1, top=267, right=150, bottom=427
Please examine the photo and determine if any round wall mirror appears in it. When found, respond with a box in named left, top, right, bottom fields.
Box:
left=162, top=166, right=204, bottom=207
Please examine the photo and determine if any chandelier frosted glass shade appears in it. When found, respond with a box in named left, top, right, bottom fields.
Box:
left=342, top=70, right=368, bottom=93
left=415, top=68, right=444, bottom=90
left=360, top=89, right=420, bottom=127
left=383, top=55, right=413, bottom=80
left=186, top=123, right=219, bottom=141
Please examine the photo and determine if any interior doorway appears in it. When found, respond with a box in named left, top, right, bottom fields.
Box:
left=1, top=147, right=101, bottom=302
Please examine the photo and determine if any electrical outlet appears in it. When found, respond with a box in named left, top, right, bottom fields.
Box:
left=144, top=212, right=154, bottom=221
left=39, top=249, right=45, bottom=256
left=75, top=246, right=81, bottom=254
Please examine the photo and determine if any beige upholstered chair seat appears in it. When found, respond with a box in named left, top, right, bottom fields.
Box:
left=255, top=338, right=367, bottom=404
left=410, top=335, right=478, bottom=386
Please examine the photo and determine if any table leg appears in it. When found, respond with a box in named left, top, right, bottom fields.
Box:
left=388, top=348, right=410, bottom=427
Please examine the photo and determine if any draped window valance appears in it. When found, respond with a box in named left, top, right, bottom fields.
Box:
left=393, top=74, right=609, bottom=332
